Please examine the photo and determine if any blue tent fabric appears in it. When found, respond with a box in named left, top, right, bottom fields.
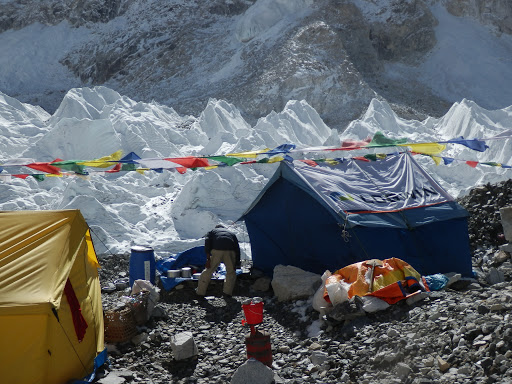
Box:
left=73, top=348, right=108, bottom=383
left=156, top=246, right=206, bottom=291
left=239, top=153, right=473, bottom=278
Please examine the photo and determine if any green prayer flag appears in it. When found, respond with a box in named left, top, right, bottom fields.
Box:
left=32, top=174, right=45, bottom=181
left=121, top=163, right=137, bottom=171
left=364, top=154, right=378, bottom=161
left=368, top=131, right=408, bottom=147
left=208, top=156, right=245, bottom=166
left=52, top=160, right=87, bottom=174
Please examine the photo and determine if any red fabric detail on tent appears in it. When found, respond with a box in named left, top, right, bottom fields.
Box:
left=466, top=161, right=478, bottom=168
left=176, top=167, right=187, bottom=174
left=165, top=157, right=210, bottom=168
left=105, top=163, right=122, bottom=173
left=352, top=156, right=371, bottom=162
left=299, top=159, right=318, bottom=167
left=64, top=278, right=88, bottom=342
left=13, top=174, right=29, bottom=179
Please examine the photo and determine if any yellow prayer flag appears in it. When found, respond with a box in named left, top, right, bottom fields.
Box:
left=226, top=148, right=270, bottom=158
left=267, top=156, right=284, bottom=163
left=430, top=155, right=442, bottom=166
left=79, top=150, right=124, bottom=168
left=398, top=143, right=446, bottom=155
left=324, top=159, right=339, bottom=166
left=204, top=165, right=219, bottom=170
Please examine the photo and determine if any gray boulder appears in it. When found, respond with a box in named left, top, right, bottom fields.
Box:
left=170, top=331, right=198, bottom=360
left=271, top=265, right=322, bottom=302
left=230, top=358, right=274, bottom=384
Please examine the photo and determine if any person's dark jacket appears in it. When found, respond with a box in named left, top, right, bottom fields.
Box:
left=204, top=227, right=241, bottom=268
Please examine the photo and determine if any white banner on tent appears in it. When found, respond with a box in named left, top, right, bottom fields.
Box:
left=295, top=153, right=453, bottom=213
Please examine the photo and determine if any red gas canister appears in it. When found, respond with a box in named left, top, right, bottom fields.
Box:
left=245, top=329, right=272, bottom=367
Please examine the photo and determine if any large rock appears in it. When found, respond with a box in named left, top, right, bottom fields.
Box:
left=486, top=267, right=505, bottom=285
left=271, top=265, right=322, bottom=302
left=500, top=207, right=512, bottom=241
left=230, top=358, right=274, bottom=384
left=170, top=331, right=198, bottom=361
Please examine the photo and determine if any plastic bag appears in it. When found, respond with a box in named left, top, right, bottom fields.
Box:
left=423, top=274, right=449, bottom=291
left=131, top=279, right=160, bottom=320
left=312, top=270, right=332, bottom=314
left=361, top=295, right=390, bottom=313
left=325, top=279, right=350, bottom=306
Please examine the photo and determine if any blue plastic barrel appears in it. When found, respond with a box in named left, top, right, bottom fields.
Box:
left=129, top=246, right=156, bottom=288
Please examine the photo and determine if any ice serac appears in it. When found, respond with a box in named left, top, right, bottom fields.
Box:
left=49, top=86, right=124, bottom=122
left=253, top=99, right=338, bottom=148
left=197, top=99, right=252, bottom=156
left=0, top=91, right=50, bottom=157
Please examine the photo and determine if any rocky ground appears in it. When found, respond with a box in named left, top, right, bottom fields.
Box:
left=94, top=180, right=512, bottom=384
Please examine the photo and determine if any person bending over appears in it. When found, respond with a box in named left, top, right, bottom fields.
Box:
left=197, top=224, right=240, bottom=296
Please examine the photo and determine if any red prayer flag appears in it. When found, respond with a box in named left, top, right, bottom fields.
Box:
left=340, top=137, right=372, bottom=149
left=466, top=161, right=478, bottom=168
left=165, top=157, right=210, bottom=168
left=13, top=174, right=29, bottom=179
left=326, top=137, right=372, bottom=151
left=26, top=158, right=63, bottom=175
left=105, top=163, right=122, bottom=173
left=353, top=156, right=371, bottom=162
left=299, top=159, right=318, bottom=166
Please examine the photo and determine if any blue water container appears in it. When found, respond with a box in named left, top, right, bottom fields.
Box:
left=129, top=246, right=156, bottom=288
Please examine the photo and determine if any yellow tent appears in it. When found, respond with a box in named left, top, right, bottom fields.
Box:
left=0, top=210, right=104, bottom=384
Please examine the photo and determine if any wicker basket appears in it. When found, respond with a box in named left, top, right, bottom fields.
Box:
left=104, top=305, right=137, bottom=343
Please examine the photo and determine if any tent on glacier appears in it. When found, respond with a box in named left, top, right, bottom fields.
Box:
left=239, top=152, right=473, bottom=277
left=0, top=210, right=105, bottom=384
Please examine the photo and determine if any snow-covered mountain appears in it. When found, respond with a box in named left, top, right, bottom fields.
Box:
left=1, top=0, right=512, bottom=129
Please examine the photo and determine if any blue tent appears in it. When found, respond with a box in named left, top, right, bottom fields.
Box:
left=239, top=152, right=473, bottom=277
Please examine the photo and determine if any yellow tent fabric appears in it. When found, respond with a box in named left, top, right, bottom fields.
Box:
left=0, top=210, right=104, bottom=384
